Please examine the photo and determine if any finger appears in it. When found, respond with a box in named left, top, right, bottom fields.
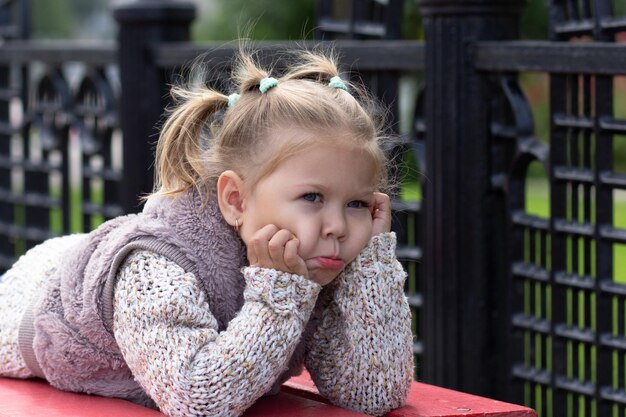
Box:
left=284, top=238, right=307, bottom=277
left=247, top=224, right=279, bottom=267
left=372, top=192, right=391, bottom=215
left=371, top=192, right=392, bottom=235
left=267, top=229, right=294, bottom=268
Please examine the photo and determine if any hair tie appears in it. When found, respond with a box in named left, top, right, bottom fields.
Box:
left=227, top=93, right=240, bottom=108
left=328, top=76, right=348, bottom=92
left=259, top=77, right=278, bottom=94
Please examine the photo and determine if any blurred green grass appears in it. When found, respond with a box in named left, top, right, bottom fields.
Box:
left=400, top=178, right=626, bottom=283
left=526, top=179, right=626, bottom=283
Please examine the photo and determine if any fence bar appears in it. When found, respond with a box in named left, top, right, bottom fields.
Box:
left=113, top=0, right=195, bottom=213
left=472, top=41, right=626, bottom=74
left=153, top=40, right=425, bottom=72
left=0, top=41, right=116, bottom=65
left=419, top=0, right=525, bottom=398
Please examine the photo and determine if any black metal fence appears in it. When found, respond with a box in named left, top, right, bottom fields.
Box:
left=0, top=41, right=120, bottom=265
left=466, top=0, right=626, bottom=415
left=3, top=0, right=626, bottom=416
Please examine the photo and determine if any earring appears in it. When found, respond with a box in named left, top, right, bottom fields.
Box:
left=234, top=219, right=239, bottom=232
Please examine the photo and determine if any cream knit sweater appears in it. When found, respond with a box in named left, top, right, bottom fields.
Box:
left=112, top=232, right=414, bottom=417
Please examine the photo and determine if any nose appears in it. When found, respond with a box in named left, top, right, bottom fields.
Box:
left=322, top=206, right=347, bottom=240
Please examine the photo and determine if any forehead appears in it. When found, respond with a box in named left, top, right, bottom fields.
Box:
left=258, top=143, right=377, bottom=191
left=241, top=125, right=379, bottom=189
left=256, top=125, right=368, bottom=166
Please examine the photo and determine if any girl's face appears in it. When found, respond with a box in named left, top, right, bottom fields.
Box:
left=239, top=142, right=377, bottom=285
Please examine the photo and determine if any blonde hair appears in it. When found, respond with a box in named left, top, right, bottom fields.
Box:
left=152, top=47, right=391, bottom=201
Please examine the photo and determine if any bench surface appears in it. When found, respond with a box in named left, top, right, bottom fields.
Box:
left=0, top=372, right=536, bottom=417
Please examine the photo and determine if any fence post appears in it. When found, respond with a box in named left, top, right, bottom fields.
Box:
left=113, top=0, right=196, bottom=212
left=419, top=0, right=525, bottom=398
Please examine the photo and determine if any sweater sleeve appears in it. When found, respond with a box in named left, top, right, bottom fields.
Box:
left=112, top=250, right=321, bottom=417
left=304, top=232, right=414, bottom=416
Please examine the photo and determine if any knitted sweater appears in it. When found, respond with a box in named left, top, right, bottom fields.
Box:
left=113, top=232, right=414, bottom=417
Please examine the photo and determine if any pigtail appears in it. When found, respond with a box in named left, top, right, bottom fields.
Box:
left=154, top=85, right=228, bottom=196
left=233, top=49, right=270, bottom=94
left=282, top=49, right=343, bottom=86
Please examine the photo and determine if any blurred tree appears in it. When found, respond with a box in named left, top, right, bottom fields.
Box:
left=30, top=0, right=109, bottom=39
left=520, top=0, right=548, bottom=39
left=193, top=0, right=425, bottom=41
left=31, top=0, right=73, bottom=38
left=193, top=0, right=316, bottom=40
left=402, top=0, right=423, bottom=40
left=26, top=0, right=548, bottom=42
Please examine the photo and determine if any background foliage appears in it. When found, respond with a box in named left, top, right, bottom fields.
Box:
left=28, top=0, right=551, bottom=41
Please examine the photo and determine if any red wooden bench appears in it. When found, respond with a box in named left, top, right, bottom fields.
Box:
left=0, top=371, right=536, bottom=417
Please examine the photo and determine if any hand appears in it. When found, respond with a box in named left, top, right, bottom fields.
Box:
left=247, top=224, right=309, bottom=278
left=371, top=192, right=392, bottom=237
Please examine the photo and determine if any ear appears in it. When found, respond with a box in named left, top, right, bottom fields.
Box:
left=216, top=170, right=246, bottom=227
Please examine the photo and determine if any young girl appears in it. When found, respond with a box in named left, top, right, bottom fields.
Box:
left=0, top=49, right=414, bottom=417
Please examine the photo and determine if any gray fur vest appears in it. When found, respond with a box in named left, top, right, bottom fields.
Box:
left=18, top=188, right=318, bottom=405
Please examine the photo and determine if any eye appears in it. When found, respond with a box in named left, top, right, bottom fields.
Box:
left=302, top=193, right=322, bottom=203
left=347, top=200, right=369, bottom=209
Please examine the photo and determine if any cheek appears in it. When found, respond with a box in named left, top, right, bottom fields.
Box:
left=288, top=221, right=319, bottom=256
left=273, top=210, right=305, bottom=235
left=356, top=226, right=373, bottom=250
left=247, top=202, right=316, bottom=248
left=244, top=195, right=290, bottom=230
left=347, top=216, right=374, bottom=257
